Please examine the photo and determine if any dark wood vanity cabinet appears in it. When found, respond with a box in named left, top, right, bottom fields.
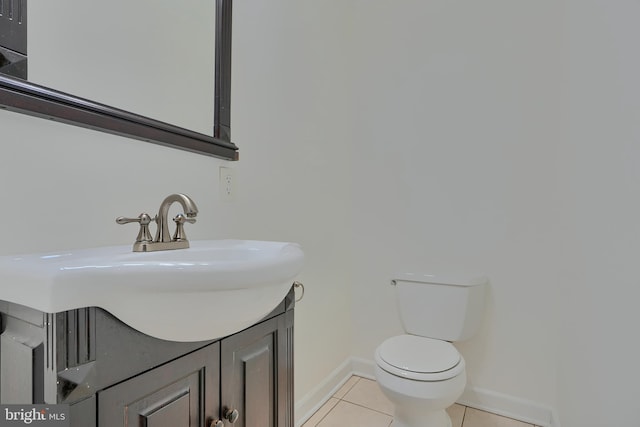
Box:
left=0, top=289, right=295, bottom=427
left=221, top=315, right=293, bottom=427
left=98, top=342, right=220, bottom=427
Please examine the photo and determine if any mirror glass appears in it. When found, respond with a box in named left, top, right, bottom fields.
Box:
left=29, top=1, right=215, bottom=135
left=0, top=0, right=235, bottom=158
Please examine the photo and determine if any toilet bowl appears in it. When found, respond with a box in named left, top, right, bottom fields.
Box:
left=375, top=335, right=466, bottom=427
left=374, top=274, right=487, bottom=427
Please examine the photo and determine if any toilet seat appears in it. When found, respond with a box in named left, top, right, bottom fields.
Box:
left=375, top=335, right=465, bottom=381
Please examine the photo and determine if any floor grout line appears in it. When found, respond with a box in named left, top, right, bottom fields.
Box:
left=337, top=399, right=393, bottom=418
left=340, top=376, right=360, bottom=397
left=312, top=405, right=331, bottom=427
left=305, top=398, right=339, bottom=427
left=460, top=405, right=467, bottom=427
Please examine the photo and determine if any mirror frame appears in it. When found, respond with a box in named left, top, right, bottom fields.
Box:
left=0, top=0, right=237, bottom=160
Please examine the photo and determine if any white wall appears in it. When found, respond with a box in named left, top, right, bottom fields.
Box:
left=348, top=1, right=640, bottom=425
left=228, top=0, right=354, bottom=404
left=556, top=0, right=640, bottom=425
left=349, top=0, right=562, bottom=416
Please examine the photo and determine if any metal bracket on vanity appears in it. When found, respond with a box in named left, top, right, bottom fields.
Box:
left=293, top=281, right=305, bottom=302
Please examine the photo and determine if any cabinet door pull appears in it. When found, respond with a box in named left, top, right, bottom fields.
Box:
left=224, top=408, right=240, bottom=423
left=208, top=420, right=224, bottom=427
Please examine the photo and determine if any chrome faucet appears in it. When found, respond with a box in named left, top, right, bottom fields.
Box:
left=155, top=193, right=199, bottom=244
left=116, top=193, right=199, bottom=252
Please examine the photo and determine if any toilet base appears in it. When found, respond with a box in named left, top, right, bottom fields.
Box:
left=375, top=359, right=465, bottom=427
left=391, top=408, right=452, bottom=427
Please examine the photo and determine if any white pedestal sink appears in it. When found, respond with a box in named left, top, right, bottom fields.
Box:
left=0, top=240, right=304, bottom=341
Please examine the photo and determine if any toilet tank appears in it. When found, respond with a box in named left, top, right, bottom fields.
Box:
left=393, top=273, right=487, bottom=341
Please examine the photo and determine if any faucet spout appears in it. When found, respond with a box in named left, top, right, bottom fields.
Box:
left=155, top=193, right=199, bottom=243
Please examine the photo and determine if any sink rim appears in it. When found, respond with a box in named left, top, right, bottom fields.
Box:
left=0, top=239, right=304, bottom=341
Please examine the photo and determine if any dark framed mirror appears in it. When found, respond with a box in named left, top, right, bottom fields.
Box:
left=0, top=0, right=237, bottom=160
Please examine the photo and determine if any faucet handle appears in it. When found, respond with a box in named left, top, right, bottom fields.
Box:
left=116, top=213, right=154, bottom=243
left=172, top=213, right=196, bottom=241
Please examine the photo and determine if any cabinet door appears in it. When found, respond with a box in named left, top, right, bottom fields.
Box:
left=221, top=313, right=293, bottom=427
left=98, top=342, right=219, bottom=427
left=221, top=317, right=276, bottom=427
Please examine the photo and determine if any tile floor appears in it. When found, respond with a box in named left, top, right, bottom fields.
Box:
left=302, top=376, right=542, bottom=427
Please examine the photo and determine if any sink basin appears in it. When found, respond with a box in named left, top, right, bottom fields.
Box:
left=0, top=240, right=304, bottom=342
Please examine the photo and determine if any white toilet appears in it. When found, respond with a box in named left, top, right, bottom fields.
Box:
left=374, top=273, right=487, bottom=427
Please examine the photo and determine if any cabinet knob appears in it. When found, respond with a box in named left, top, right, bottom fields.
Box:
left=208, top=419, right=224, bottom=427
left=224, top=408, right=239, bottom=424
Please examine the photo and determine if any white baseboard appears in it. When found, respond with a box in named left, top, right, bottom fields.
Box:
left=350, top=356, right=376, bottom=379
left=295, top=357, right=559, bottom=427
left=458, top=386, right=556, bottom=427
left=295, top=358, right=353, bottom=426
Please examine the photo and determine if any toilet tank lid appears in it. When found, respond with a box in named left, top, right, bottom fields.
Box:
left=392, top=272, right=488, bottom=287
